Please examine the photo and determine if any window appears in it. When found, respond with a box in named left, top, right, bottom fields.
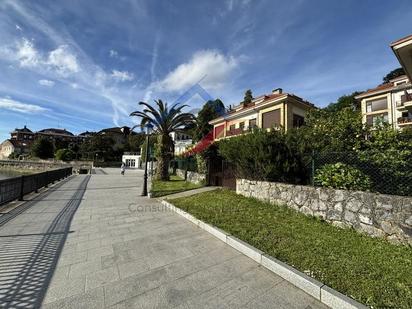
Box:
left=239, top=122, right=245, bottom=130
left=249, top=118, right=257, bottom=128
left=292, top=114, right=305, bottom=128
left=262, top=109, right=280, bottom=129
left=366, top=113, right=388, bottom=126
left=229, top=124, right=236, bottom=131
left=366, top=98, right=387, bottom=112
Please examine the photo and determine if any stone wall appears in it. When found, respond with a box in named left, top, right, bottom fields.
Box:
left=176, top=169, right=206, bottom=185
left=236, top=179, right=412, bottom=244
left=0, top=159, right=93, bottom=173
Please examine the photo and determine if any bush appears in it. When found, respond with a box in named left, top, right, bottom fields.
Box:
left=31, top=138, right=54, bottom=159
left=218, top=129, right=311, bottom=184
left=55, top=148, right=75, bottom=161
left=314, top=162, right=372, bottom=191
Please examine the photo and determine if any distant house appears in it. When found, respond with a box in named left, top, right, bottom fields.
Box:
left=356, top=34, right=412, bottom=129
left=356, top=75, right=412, bottom=128
left=0, top=139, right=29, bottom=159
left=170, top=132, right=193, bottom=156
left=209, top=88, right=315, bottom=140
left=36, top=128, right=79, bottom=143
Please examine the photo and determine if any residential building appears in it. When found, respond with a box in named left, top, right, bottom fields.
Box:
left=170, top=132, right=193, bottom=156
left=209, top=88, right=315, bottom=140
left=36, top=128, right=79, bottom=143
left=10, top=126, right=35, bottom=143
left=0, top=139, right=29, bottom=159
left=122, top=152, right=141, bottom=169
left=357, top=34, right=412, bottom=129
left=356, top=75, right=412, bottom=128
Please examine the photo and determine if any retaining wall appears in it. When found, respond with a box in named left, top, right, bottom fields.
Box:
left=176, top=168, right=206, bottom=184
left=236, top=179, right=412, bottom=244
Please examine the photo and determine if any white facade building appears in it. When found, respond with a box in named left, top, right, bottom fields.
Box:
left=122, top=153, right=141, bottom=169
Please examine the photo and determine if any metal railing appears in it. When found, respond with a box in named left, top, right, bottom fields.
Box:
left=0, top=167, right=72, bottom=206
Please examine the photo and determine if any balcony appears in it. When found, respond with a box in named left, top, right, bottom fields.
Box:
left=397, top=116, right=412, bottom=126
left=396, top=93, right=412, bottom=111
left=226, top=128, right=245, bottom=137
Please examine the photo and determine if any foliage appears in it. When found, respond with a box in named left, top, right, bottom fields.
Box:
left=243, top=89, right=253, bottom=105
left=8, top=151, right=20, bottom=159
left=194, top=99, right=225, bottom=142
left=125, top=134, right=145, bottom=153
left=55, top=148, right=75, bottom=161
left=314, top=162, right=371, bottom=191
left=171, top=189, right=412, bottom=309
left=30, top=137, right=54, bottom=159
left=79, top=135, right=116, bottom=161
left=195, top=154, right=207, bottom=174
left=130, top=99, right=195, bottom=180
left=383, top=67, right=405, bottom=83
left=218, top=128, right=310, bottom=183
left=303, top=107, right=365, bottom=152
left=140, top=135, right=158, bottom=162
left=324, top=91, right=362, bottom=112
left=150, top=175, right=202, bottom=197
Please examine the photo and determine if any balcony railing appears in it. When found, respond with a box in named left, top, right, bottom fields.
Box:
left=398, top=116, right=412, bottom=125
left=226, top=128, right=244, bottom=137
left=397, top=93, right=412, bottom=108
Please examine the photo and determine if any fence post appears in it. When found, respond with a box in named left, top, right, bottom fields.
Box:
left=34, top=175, right=38, bottom=193
left=45, top=171, right=49, bottom=188
left=19, top=175, right=25, bottom=201
left=311, top=150, right=315, bottom=186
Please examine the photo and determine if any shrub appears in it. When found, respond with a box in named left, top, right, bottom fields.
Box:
left=314, top=162, right=371, bottom=191
left=31, top=138, right=54, bottom=159
left=218, top=129, right=311, bottom=184
left=55, top=148, right=75, bottom=161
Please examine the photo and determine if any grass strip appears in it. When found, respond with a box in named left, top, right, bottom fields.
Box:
left=150, top=175, right=203, bottom=197
left=169, top=189, right=412, bottom=309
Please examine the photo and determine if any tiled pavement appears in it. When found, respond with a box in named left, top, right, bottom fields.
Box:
left=0, top=168, right=328, bottom=308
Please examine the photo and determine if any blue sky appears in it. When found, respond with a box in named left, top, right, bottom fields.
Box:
left=0, top=0, right=411, bottom=141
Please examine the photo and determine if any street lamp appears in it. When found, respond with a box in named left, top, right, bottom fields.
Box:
left=142, top=122, right=153, bottom=196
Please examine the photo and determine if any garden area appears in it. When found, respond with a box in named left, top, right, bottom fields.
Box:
left=150, top=175, right=203, bottom=197
left=169, top=189, right=412, bottom=309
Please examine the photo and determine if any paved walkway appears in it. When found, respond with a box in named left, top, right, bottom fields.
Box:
left=0, top=168, right=327, bottom=308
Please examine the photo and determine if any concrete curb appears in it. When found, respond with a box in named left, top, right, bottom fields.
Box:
left=161, top=200, right=368, bottom=309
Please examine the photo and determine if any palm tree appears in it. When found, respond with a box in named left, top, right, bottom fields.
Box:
left=130, top=99, right=195, bottom=180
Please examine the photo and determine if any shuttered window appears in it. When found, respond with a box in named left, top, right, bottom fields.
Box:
left=262, top=109, right=281, bottom=129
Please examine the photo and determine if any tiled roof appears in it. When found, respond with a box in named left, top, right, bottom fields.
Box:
left=357, top=83, right=394, bottom=97
left=37, top=128, right=75, bottom=136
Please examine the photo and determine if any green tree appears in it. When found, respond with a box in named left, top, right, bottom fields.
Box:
left=130, top=100, right=195, bottom=180
left=303, top=107, right=366, bottom=152
left=383, top=67, right=405, bottom=83
left=324, top=92, right=363, bottom=112
left=243, top=89, right=253, bottom=105
left=125, top=134, right=145, bottom=152
left=194, top=99, right=225, bottom=141
left=79, top=135, right=115, bottom=161
left=31, top=138, right=54, bottom=159
left=55, top=148, right=75, bottom=161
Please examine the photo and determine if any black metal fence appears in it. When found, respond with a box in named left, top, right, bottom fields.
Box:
left=170, top=157, right=198, bottom=173
left=313, top=151, right=412, bottom=196
left=0, top=167, right=72, bottom=206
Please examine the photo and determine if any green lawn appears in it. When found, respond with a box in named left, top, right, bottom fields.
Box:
left=150, top=175, right=203, bottom=197
left=169, top=189, right=412, bottom=309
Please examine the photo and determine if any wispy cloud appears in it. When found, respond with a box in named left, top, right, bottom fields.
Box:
left=0, top=97, right=49, bottom=113
left=47, top=45, right=79, bottom=75
left=109, top=49, right=118, bottom=58
left=38, top=79, right=55, bottom=87
left=110, top=70, right=134, bottom=82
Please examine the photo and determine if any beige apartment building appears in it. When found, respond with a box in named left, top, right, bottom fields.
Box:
left=356, top=34, right=412, bottom=129
left=356, top=75, right=412, bottom=128
left=209, top=88, right=314, bottom=140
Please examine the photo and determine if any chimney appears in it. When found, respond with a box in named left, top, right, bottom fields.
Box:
left=272, top=88, right=283, bottom=95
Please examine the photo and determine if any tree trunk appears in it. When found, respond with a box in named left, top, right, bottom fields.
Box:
left=155, top=134, right=172, bottom=181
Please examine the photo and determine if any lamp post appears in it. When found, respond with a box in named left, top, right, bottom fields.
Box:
left=142, top=123, right=153, bottom=196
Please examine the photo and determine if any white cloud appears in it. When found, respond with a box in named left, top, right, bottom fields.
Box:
left=0, top=97, right=49, bottom=113
left=109, top=49, right=118, bottom=58
left=16, top=38, right=39, bottom=67
left=111, top=70, right=134, bottom=82
left=155, top=50, right=239, bottom=92
left=47, top=45, right=79, bottom=75
left=38, top=79, right=55, bottom=87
